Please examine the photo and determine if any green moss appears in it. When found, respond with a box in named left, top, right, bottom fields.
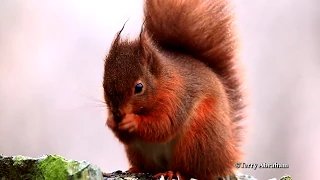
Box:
left=280, top=175, right=292, bottom=180
left=66, top=160, right=88, bottom=175
left=1, top=155, right=103, bottom=180
left=67, top=160, right=92, bottom=179
left=12, top=155, right=28, bottom=166
left=37, top=155, right=68, bottom=179
left=0, top=155, right=38, bottom=179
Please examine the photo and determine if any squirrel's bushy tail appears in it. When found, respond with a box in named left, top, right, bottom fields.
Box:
left=144, top=0, right=245, bottom=141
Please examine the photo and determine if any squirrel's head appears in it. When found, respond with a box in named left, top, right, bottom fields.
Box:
left=103, top=25, right=162, bottom=121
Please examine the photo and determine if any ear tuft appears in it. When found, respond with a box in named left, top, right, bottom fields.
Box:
left=111, top=19, right=130, bottom=50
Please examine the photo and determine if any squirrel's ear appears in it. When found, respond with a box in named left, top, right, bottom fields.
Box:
left=139, top=31, right=162, bottom=76
left=139, top=22, right=150, bottom=65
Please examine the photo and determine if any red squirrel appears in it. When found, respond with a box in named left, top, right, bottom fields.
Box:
left=103, top=0, right=245, bottom=179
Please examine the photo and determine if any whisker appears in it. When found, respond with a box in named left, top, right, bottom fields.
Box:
left=88, top=97, right=107, bottom=104
left=81, top=94, right=109, bottom=110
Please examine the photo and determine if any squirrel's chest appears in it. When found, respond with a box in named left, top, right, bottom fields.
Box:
left=131, top=140, right=173, bottom=169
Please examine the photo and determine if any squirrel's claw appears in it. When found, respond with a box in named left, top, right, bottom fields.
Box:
left=126, top=166, right=142, bottom=173
left=153, top=171, right=184, bottom=180
left=118, top=114, right=138, bottom=133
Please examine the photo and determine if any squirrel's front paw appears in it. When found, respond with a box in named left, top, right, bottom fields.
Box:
left=106, top=114, right=117, bottom=130
left=118, top=114, right=138, bottom=133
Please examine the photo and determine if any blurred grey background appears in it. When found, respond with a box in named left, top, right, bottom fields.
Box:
left=0, top=0, right=319, bottom=179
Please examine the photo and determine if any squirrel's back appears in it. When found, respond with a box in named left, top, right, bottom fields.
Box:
left=144, top=0, right=245, bottom=144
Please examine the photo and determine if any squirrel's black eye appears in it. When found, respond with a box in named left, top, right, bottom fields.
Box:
left=134, top=83, right=144, bottom=94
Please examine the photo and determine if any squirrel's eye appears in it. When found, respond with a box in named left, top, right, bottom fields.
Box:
left=134, top=83, right=144, bottom=94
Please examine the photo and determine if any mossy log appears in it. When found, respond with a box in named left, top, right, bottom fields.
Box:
left=0, top=154, right=291, bottom=180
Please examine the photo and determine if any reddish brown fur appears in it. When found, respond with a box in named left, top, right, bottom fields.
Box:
left=103, top=0, right=245, bottom=179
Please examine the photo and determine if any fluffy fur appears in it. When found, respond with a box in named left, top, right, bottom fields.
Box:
left=103, top=0, right=245, bottom=179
